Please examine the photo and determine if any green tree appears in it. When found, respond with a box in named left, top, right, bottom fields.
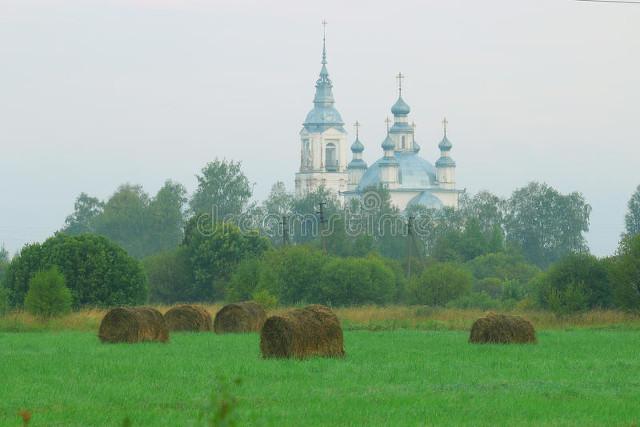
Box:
left=408, top=263, right=472, bottom=306
left=226, top=256, right=266, bottom=302
left=625, top=185, right=640, bottom=237
left=609, top=234, right=640, bottom=310
left=466, top=252, right=540, bottom=284
left=64, top=182, right=188, bottom=259
left=261, top=182, right=295, bottom=245
left=0, top=247, right=9, bottom=314
left=144, top=180, right=188, bottom=255
left=142, top=247, right=193, bottom=304
left=93, top=184, right=150, bottom=258
left=189, top=159, right=253, bottom=219
left=183, top=218, right=270, bottom=301
left=4, top=234, right=147, bottom=308
left=535, top=253, right=611, bottom=313
left=63, top=193, right=103, bottom=235
left=460, top=191, right=505, bottom=238
left=24, top=267, right=72, bottom=319
left=504, top=182, right=591, bottom=267
left=263, top=181, right=294, bottom=216
left=317, top=257, right=396, bottom=306
left=0, top=244, right=9, bottom=284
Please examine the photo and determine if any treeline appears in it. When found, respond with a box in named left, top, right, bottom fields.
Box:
left=58, top=159, right=597, bottom=268
left=1, top=159, right=639, bottom=316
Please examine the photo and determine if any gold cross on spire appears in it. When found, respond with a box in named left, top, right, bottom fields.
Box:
left=353, top=121, right=360, bottom=139
left=396, top=72, right=405, bottom=96
left=442, top=117, right=448, bottom=136
left=385, top=117, right=392, bottom=133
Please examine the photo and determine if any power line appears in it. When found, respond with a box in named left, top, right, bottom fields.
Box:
left=576, top=0, right=640, bottom=3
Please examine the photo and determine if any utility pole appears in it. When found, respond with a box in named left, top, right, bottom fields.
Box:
left=406, top=215, right=414, bottom=279
left=281, top=215, right=289, bottom=246
left=317, top=201, right=327, bottom=253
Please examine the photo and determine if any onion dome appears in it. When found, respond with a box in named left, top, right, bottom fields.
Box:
left=381, top=134, right=395, bottom=151
left=438, top=135, right=453, bottom=151
left=391, top=96, right=411, bottom=116
left=351, top=137, right=364, bottom=153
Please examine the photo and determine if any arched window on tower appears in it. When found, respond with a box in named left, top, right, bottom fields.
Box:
left=401, top=135, right=406, bottom=149
left=325, top=143, right=337, bottom=172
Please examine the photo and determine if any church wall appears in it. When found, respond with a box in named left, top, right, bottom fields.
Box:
left=389, top=191, right=421, bottom=211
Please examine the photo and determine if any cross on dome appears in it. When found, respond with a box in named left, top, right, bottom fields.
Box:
left=396, top=72, right=405, bottom=96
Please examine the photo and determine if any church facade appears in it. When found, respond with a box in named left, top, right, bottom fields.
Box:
left=295, top=34, right=463, bottom=211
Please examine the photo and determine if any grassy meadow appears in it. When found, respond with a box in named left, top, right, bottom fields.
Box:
left=2, top=308, right=640, bottom=426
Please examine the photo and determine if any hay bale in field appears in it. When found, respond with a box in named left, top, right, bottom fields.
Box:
left=469, top=312, right=536, bottom=344
left=213, top=301, right=266, bottom=334
left=260, top=304, right=345, bottom=359
left=164, top=305, right=212, bottom=332
left=98, top=307, right=169, bottom=343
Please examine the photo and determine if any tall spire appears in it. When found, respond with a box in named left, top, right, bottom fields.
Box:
left=442, top=117, right=448, bottom=137
left=313, top=20, right=334, bottom=108
left=322, top=20, right=328, bottom=65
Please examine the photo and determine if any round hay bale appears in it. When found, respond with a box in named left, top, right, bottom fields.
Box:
left=98, top=307, right=169, bottom=343
left=164, top=305, right=212, bottom=332
left=469, top=312, right=536, bottom=344
left=260, top=304, right=345, bottom=359
left=213, top=301, right=266, bottom=334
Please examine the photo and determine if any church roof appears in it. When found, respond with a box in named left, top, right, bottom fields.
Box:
left=303, top=32, right=345, bottom=133
left=438, top=135, right=453, bottom=151
left=381, top=134, right=395, bottom=151
left=357, top=151, right=437, bottom=191
left=391, top=96, right=411, bottom=116
left=407, top=191, right=444, bottom=210
left=436, top=156, right=456, bottom=168
left=351, top=137, right=364, bottom=153
left=348, top=158, right=368, bottom=169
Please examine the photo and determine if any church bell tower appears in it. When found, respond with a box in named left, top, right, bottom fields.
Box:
left=295, top=21, right=348, bottom=197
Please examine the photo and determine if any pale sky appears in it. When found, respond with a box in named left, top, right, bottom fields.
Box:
left=0, top=0, right=638, bottom=256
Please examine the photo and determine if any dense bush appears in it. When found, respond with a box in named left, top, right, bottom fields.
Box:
left=535, top=253, right=611, bottom=313
left=4, top=233, right=147, bottom=308
left=446, top=292, right=501, bottom=310
left=227, top=246, right=398, bottom=306
left=142, top=247, right=193, bottom=304
left=316, top=257, right=396, bottom=306
left=183, top=219, right=270, bottom=301
left=0, top=284, right=8, bottom=316
left=24, top=267, right=72, bottom=318
left=466, top=253, right=540, bottom=284
left=474, top=277, right=503, bottom=299
left=609, top=235, right=640, bottom=310
left=408, top=263, right=472, bottom=306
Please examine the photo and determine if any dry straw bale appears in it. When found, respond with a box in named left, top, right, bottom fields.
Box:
left=260, top=304, right=345, bottom=359
left=98, top=307, right=169, bottom=343
left=164, top=305, right=213, bottom=332
left=469, top=312, right=536, bottom=344
left=213, top=301, right=266, bottom=334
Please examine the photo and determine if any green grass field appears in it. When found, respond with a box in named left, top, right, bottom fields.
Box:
left=2, top=329, right=640, bottom=426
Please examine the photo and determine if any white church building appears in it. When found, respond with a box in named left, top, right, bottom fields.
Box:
left=294, top=31, right=463, bottom=211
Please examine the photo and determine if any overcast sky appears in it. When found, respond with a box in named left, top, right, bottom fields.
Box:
left=0, top=0, right=638, bottom=256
